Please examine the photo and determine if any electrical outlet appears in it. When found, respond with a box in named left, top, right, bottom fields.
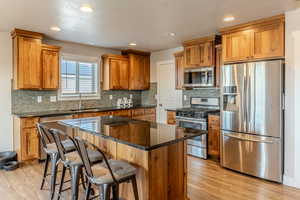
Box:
left=109, top=95, right=113, bottom=100
left=50, top=96, right=57, bottom=102
left=184, top=95, right=187, bottom=101
left=37, top=96, right=42, bottom=103
left=130, top=94, right=133, bottom=99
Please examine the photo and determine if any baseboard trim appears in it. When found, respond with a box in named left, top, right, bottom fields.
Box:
left=283, top=175, right=300, bottom=189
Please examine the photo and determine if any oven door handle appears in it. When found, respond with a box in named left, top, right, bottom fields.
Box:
left=176, top=118, right=206, bottom=124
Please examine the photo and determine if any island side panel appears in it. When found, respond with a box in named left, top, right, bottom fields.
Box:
left=149, top=141, right=187, bottom=200
left=116, top=143, right=149, bottom=200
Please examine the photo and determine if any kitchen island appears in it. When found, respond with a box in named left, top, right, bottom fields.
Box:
left=51, top=116, right=206, bottom=200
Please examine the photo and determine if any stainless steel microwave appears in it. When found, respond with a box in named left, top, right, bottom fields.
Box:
left=183, top=67, right=215, bottom=88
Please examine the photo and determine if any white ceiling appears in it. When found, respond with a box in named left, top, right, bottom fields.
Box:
left=0, top=0, right=297, bottom=51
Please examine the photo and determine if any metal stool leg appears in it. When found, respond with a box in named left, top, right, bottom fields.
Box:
left=57, top=165, right=67, bottom=200
left=100, top=184, right=111, bottom=200
left=85, top=181, right=92, bottom=200
left=131, top=176, right=139, bottom=200
left=40, top=154, right=50, bottom=190
left=50, top=153, right=59, bottom=200
left=70, top=165, right=81, bottom=200
left=112, top=184, right=119, bottom=200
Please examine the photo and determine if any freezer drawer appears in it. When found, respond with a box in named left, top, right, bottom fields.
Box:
left=220, top=130, right=282, bottom=182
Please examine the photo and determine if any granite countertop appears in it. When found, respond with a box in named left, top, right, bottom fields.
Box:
left=49, top=116, right=206, bottom=151
left=13, top=105, right=156, bottom=118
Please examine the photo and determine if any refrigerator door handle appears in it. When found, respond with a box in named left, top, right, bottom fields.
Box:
left=223, top=132, right=276, bottom=144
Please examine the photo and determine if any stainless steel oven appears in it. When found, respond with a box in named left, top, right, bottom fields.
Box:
left=184, top=67, right=214, bottom=88
left=177, top=117, right=208, bottom=159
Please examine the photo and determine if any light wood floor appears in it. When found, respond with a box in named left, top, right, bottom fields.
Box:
left=1, top=156, right=300, bottom=200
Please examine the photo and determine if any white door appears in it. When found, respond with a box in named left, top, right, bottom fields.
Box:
left=157, top=60, right=182, bottom=123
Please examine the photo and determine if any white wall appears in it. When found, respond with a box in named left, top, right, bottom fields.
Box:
left=150, top=47, right=183, bottom=82
left=0, top=32, right=13, bottom=151
left=284, top=8, right=300, bottom=188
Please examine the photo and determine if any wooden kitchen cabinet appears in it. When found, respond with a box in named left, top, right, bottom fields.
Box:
left=102, top=54, right=129, bottom=90
left=167, top=111, right=176, bottom=125
left=208, top=114, right=220, bottom=159
left=222, top=31, right=252, bottom=63
left=174, top=51, right=184, bottom=89
left=73, top=111, right=111, bottom=119
left=122, top=50, right=151, bottom=90
left=220, top=14, right=285, bottom=63
left=132, top=108, right=156, bottom=122
left=14, top=117, right=40, bottom=161
left=42, top=44, right=60, bottom=90
left=111, top=109, right=132, bottom=117
left=11, top=29, right=43, bottom=90
left=183, top=36, right=220, bottom=68
left=11, top=29, right=61, bottom=90
left=252, top=23, right=284, bottom=59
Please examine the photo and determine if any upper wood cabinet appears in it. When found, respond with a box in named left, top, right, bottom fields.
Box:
left=12, top=29, right=43, bottom=90
left=42, top=44, right=60, bottom=90
left=11, top=29, right=61, bottom=90
left=222, top=31, right=252, bottom=63
left=102, top=54, right=129, bottom=90
left=220, top=14, right=285, bottom=63
left=183, top=35, right=220, bottom=68
left=122, top=50, right=151, bottom=90
left=174, top=51, right=184, bottom=89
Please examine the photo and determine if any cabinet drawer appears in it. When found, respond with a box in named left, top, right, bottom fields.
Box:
left=132, top=109, right=145, bottom=117
left=21, top=117, right=39, bottom=128
left=144, top=108, right=156, bottom=115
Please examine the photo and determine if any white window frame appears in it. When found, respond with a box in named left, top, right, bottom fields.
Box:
left=58, top=53, right=101, bottom=101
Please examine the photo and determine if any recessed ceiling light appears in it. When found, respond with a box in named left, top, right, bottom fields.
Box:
left=168, top=32, right=176, bottom=37
left=129, top=43, right=137, bottom=46
left=50, top=26, right=61, bottom=32
left=224, top=16, right=235, bottom=22
left=80, top=5, right=93, bottom=12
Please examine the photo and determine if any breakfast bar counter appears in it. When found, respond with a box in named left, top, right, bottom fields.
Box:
left=47, top=116, right=206, bottom=200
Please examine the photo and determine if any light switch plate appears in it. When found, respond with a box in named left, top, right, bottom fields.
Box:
left=109, top=95, right=113, bottom=100
left=50, top=96, right=57, bottom=102
left=37, top=96, right=42, bottom=103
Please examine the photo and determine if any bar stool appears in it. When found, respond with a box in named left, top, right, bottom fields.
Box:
left=36, top=123, right=76, bottom=200
left=49, top=128, right=103, bottom=200
left=74, top=137, right=139, bottom=200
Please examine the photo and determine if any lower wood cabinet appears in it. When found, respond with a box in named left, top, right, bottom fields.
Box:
left=132, top=108, right=156, bottom=122
left=167, top=111, right=176, bottom=125
left=208, top=114, right=220, bottom=159
left=111, top=110, right=132, bottom=117
left=14, top=117, right=40, bottom=161
left=73, top=111, right=111, bottom=119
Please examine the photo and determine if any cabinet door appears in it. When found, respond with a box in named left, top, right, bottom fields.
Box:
left=42, top=49, right=59, bottom=89
left=175, top=55, right=184, bottom=89
left=167, top=111, right=176, bottom=125
left=184, top=45, right=200, bottom=67
left=129, top=54, right=150, bottom=90
left=208, top=115, right=220, bottom=158
left=222, top=31, right=252, bottom=63
left=18, top=37, right=42, bottom=89
left=110, top=58, right=129, bottom=90
left=22, top=128, right=40, bottom=161
left=202, top=42, right=214, bottom=66
left=253, top=23, right=284, bottom=59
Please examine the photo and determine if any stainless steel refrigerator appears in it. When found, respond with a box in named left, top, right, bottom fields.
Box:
left=220, top=60, right=284, bottom=183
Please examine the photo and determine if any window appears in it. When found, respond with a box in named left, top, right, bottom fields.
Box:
left=59, top=55, right=100, bottom=100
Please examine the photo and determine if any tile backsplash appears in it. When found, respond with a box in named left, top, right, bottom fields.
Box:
left=12, top=83, right=158, bottom=113
left=182, top=88, right=220, bottom=107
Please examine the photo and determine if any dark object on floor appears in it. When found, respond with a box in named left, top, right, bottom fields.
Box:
left=0, top=151, right=17, bottom=169
left=2, top=161, right=19, bottom=171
